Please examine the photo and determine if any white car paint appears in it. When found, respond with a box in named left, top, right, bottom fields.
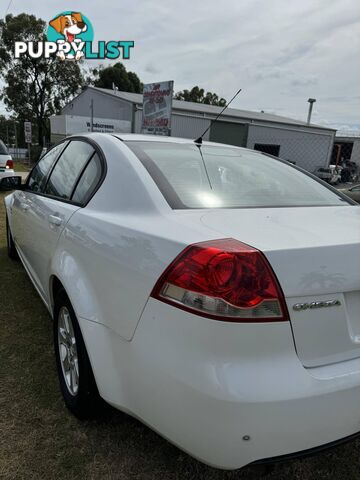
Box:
left=200, top=207, right=360, bottom=366
left=0, top=169, right=15, bottom=180
left=0, top=152, right=12, bottom=166
left=0, top=139, right=13, bottom=174
left=0, top=152, right=14, bottom=179
left=4, top=133, right=360, bottom=469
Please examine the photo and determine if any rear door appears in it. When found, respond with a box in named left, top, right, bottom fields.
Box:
left=15, top=140, right=96, bottom=298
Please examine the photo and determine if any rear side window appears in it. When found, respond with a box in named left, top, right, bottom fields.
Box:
left=27, top=143, right=65, bottom=193
left=45, top=141, right=94, bottom=199
left=0, top=140, right=9, bottom=155
left=72, top=153, right=102, bottom=204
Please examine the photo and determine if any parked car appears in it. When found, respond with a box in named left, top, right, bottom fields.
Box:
left=0, top=139, right=14, bottom=179
left=4, top=134, right=360, bottom=470
left=313, top=165, right=341, bottom=184
left=339, top=184, right=360, bottom=203
left=313, top=166, right=332, bottom=182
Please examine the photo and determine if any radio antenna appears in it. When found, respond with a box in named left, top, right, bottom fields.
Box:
left=194, top=88, right=242, bottom=144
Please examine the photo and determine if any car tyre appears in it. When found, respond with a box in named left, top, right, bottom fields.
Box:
left=54, top=289, right=101, bottom=419
left=6, top=215, right=18, bottom=260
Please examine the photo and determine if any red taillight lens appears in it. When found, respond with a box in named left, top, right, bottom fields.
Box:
left=6, top=159, right=13, bottom=169
left=151, top=239, right=289, bottom=322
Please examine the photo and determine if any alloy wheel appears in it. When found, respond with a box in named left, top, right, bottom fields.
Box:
left=57, top=306, right=79, bottom=396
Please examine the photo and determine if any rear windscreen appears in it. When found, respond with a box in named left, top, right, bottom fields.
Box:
left=126, top=141, right=348, bottom=209
left=0, top=140, right=9, bottom=155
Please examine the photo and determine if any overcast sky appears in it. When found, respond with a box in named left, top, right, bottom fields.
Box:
left=1, top=0, right=360, bottom=131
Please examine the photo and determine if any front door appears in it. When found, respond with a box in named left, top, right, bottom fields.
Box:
left=12, top=139, right=95, bottom=298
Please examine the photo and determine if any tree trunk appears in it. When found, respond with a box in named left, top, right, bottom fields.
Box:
left=37, top=118, right=44, bottom=147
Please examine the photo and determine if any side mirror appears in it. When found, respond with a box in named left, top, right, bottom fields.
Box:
left=0, top=176, right=23, bottom=191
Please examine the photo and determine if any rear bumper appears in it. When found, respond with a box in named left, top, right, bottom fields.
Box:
left=79, top=299, right=360, bottom=470
left=252, top=430, right=360, bottom=465
left=0, top=169, right=15, bottom=179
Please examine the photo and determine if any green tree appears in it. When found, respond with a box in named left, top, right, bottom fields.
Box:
left=0, top=13, right=84, bottom=146
left=0, top=116, right=13, bottom=145
left=175, top=86, right=226, bottom=106
left=91, top=62, right=143, bottom=93
left=0, top=116, right=28, bottom=151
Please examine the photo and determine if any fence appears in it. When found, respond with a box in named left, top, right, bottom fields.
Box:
left=8, top=147, right=28, bottom=160
left=245, top=123, right=335, bottom=173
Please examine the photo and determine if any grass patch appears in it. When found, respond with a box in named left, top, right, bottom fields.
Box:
left=1, top=190, right=360, bottom=479
left=13, top=162, right=31, bottom=173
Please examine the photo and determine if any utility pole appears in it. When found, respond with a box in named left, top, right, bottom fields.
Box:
left=90, top=99, right=94, bottom=132
left=24, top=121, right=32, bottom=165
left=307, top=98, right=316, bottom=125
left=131, top=103, right=137, bottom=133
left=13, top=120, right=18, bottom=158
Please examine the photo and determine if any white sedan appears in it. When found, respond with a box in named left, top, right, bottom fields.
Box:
left=0, top=139, right=14, bottom=179
left=4, top=134, right=360, bottom=470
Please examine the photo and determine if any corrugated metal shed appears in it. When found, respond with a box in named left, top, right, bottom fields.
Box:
left=91, top=87, right=334, bottom=131
left=57, top=86, right=336, bottom=171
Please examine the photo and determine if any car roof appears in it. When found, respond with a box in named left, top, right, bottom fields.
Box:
left=113, top=133, right=250, bottom=149
left=72, top=132, right=249, bottom=152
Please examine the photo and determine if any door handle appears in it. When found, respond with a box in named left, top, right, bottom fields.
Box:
left=48, top=215, right=62, bottom=226
left=20, top=202, right=30, bottom=211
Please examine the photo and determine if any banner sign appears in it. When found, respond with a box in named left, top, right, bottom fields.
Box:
left=141, top=81, right=174, bottom=136
left=66, top=115, right=131, bottom=134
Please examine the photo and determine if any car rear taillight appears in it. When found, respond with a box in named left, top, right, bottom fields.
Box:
left=6, top=159, right=13, bottom=169
left=151, top=238, right=289, bottom=322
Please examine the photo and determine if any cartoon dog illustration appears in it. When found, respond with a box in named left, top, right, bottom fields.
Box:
left=49, top=12, right=87, bottom=60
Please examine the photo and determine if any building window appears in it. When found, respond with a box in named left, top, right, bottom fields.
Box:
left=254, top=144, right=281, bottom=157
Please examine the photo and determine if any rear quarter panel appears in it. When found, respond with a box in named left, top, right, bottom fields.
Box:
left=0, top=154, right=12, bottom=167
left=53, top=210, right=218, bottom=340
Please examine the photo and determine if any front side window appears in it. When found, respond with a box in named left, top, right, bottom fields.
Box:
left=27, top=143, right=66, bottom=193
left=126, top=141, right=348, bottom=209
left=45, top=141, right=94, bottom=200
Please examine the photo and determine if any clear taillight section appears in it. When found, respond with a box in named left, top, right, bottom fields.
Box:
left=151, top=238, right=289, bottom=322
left=6, top=159, right=13, bottom=169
